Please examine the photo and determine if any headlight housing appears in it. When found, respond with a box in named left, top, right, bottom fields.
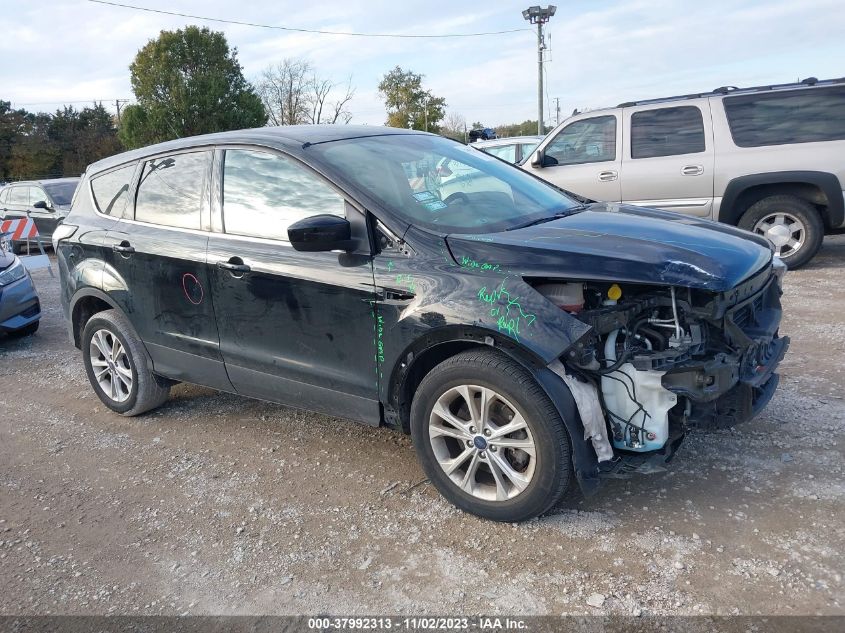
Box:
left=0, top=258, right=26, bottom=286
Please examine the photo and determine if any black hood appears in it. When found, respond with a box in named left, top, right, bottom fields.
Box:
left=446, top=203, right=773, bottom=292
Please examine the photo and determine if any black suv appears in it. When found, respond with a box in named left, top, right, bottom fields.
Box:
left=58, top=126, right=788, bottom=521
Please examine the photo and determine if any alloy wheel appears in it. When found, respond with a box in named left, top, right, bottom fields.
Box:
left=89, top=328, right=133, bottom=403
left=752, top=212, right=806, bottom=258
left=428, top=385, right=536, bottom=501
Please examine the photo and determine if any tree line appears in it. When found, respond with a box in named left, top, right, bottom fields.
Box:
left=2, top=25, right=549, bottom=182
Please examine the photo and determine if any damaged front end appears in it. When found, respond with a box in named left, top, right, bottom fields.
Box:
left=534, top=258, right=789, bottom=466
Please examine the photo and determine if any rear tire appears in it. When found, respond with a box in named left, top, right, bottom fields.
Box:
left=410, top=349, right=574, bottom=522
left=738, top=195, right=823, bottom=269
left=81, top=309, right=170, bottom=416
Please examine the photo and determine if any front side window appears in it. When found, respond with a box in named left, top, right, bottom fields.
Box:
left=92, top=165, right=135, bottom=216
left=312, top=134, right=580, bottom=233
left=9, top=187, right=29, bottom=206
left=29, top=188, right=47, bottom=206
left=724, top=86, right=845, bottom=147
left=631, top=106, right=705, bottom=158
left=545, top=115, right=617, bottom=165
left=135, top=152, right=209, bottom=229
left=222, top=149, right=344, bottom=241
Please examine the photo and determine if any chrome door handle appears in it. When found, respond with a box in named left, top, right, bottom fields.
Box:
left=217, top=260, right=251, bottom=273
left=112, top=241, right=135, bottom=255
left=681, top=165, right=704, bottom=176
left=598, top=170, right=618, bottom=182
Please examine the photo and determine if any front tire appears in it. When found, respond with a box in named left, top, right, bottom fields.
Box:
left=81, top=309, right=170, bottom=416
left=738, top=195, right=824, bottom=269
left=410, top=349, right=574, bottom=522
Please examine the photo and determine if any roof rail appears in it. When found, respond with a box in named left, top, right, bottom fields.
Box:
left=615, top=76, right=845, bottom=108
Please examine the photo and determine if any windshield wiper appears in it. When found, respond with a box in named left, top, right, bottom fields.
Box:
left=506, top=205, right=587, bottom=231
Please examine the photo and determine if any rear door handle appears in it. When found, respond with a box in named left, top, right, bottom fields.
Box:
left=112, top=241, right=135, bottom=255
left=598, top=170, right=618, bottom=182
left=681, top=165, right=704, bottom=176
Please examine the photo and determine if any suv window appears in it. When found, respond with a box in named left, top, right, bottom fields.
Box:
left=484, top=144, right=517, bottom=163
left=29, top=187, right=47, bottom=206
left=631, top=106, right=705, bottom=158
left=92, top=164, right=136, bottom=216
left=135, top=152, right=209, bottom=229
left=724, top=86, right=845, bottom=147
left=222, top=149, right=344, bottom=242
left=9, top=186, right=29, bottom=206
left=545, top=115, right=616, bottom=165
left=0, top=188, right=7, bottom=205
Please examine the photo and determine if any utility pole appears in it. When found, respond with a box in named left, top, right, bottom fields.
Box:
left=555, top=97, right=561, bottom=126
left=114, top=99, right=129, bottom=124
left=424, top=96, right=429, bottom=132
left=522, top=5, right=556, bottom=136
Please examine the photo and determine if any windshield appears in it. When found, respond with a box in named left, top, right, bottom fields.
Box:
left=43, top=181, right=79, bottom=206
left=312, top=135, right=579, bottom=233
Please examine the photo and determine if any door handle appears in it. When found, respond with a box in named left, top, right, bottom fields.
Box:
left=373, top=288, right=415, bottom=302
left=681, top=165, right=704, bottom=176
left=598, top=170, right=618, bottom=182
left=216, top=258, right=251, bottom=275
left=112, top=241, right=135, bottom=255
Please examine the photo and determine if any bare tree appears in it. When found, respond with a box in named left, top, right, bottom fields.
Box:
left=257, top=59, right=311, bottom=126
left=257, top=58, right=355, bottom=126
left=440, top=111, right=467, bottom=141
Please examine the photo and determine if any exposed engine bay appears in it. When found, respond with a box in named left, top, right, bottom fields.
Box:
left=534, top=261, right=789, bottom=459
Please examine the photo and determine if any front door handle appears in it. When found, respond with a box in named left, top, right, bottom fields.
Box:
left=598, top=170, right=618, bottom=182
left=681, top=165, right=704, bottom=176
left=217, top=257, right=251, bottom=275
left=113, top=241, right=135, bottom=255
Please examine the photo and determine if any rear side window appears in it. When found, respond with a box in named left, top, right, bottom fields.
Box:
left=545, top=115, right=617, bottom=165
left=91, top=164, right=136, bottom=216
left=724, top=86, right=845, bottom=147
left=0, top=188, right=7, bottom=204
left=631, top=106, right=705, bottom=158
left=222, top=149, right=344, bottom=242
left=9, top=187, right=29, bottom=205
left=135, top=152, right=209, bottom=229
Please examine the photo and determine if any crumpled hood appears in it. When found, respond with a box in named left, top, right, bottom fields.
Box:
left=446, top=202, right=773, bottom=292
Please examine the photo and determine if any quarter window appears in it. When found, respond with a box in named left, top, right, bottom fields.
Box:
left=135, top=152, right=209, bottom=229
left=92, top=164, right=136, bottom=217
left=631, top=106, right=705, bottom=158
left=724, top=86, right=845, bottom=147
left=222, top=149, right=345, bottom=242
left=545, top=116, right=617, bottom=165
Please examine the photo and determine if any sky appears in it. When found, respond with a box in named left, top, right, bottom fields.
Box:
left=2, top=0, right=845, bottom=129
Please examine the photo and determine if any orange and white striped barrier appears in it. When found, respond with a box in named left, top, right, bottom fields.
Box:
left=0, top=217, right=39, bottom=241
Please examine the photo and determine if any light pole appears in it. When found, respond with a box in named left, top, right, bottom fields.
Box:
left=522, top=5, right=556, bottom=136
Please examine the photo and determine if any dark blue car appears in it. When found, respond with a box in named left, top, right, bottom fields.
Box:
left=0, top=236, right=41, bottom=337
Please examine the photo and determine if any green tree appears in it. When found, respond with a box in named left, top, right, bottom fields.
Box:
left=378, top=66, right=446, bottom=132
left=48, top=104, right=121, bottom=175
left=119, top=26, right=266, bottom=149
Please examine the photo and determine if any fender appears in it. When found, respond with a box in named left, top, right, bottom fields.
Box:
left=387, top=327, right=600, bottom=497
left=719, top=171, right=844, bottom=227
left=67, top=286, right=121, bottom=346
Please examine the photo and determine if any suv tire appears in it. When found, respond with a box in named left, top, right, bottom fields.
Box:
left=738, top=195, right=824, bottom=269
left=81, top=309, right=170, bottom=416
left=410, top=349, right=574, bottom=522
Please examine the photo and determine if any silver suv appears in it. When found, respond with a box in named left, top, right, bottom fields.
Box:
left=523, top=77, right=845, bottom=268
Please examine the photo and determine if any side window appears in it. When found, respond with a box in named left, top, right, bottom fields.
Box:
left=545, top=115, right=617, bottom=165
left=484, top=145, right=517, bottom=163
left=9, top=187, right=29, bottom=206
left=631, top=106, right=705, bottom=159
left=724, top=86, right=845, bottom=147
left=30, top=187, right=47, bottom=206
left=91, top=164, right=136, bottom=217
left=0, top=188, right=7, bottom=205
left=135, top=152, right=209, bottom=229
left=222, top=149, right=344, bottom=242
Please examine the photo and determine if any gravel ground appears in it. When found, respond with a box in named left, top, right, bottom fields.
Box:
left=0, top=238, right=843, bottom=617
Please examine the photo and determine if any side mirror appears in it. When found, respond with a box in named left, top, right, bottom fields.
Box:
left=288, top=214, right=356, bottom=252
left=531, top=149, right=545, bottom=168
left=33, top=200, right=50, bottom=210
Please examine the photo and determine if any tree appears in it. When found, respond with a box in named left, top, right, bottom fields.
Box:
left=440, top=111, right=467, bottom=142
left=378, top=66, right=446, bottom=132
left=48, top=104, right=121, bottom=176
left=119, top=26, right=266, bottom=149
left=493, top=120, right=552, bottom=137
left=256, top=58, right=355, bottom=126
